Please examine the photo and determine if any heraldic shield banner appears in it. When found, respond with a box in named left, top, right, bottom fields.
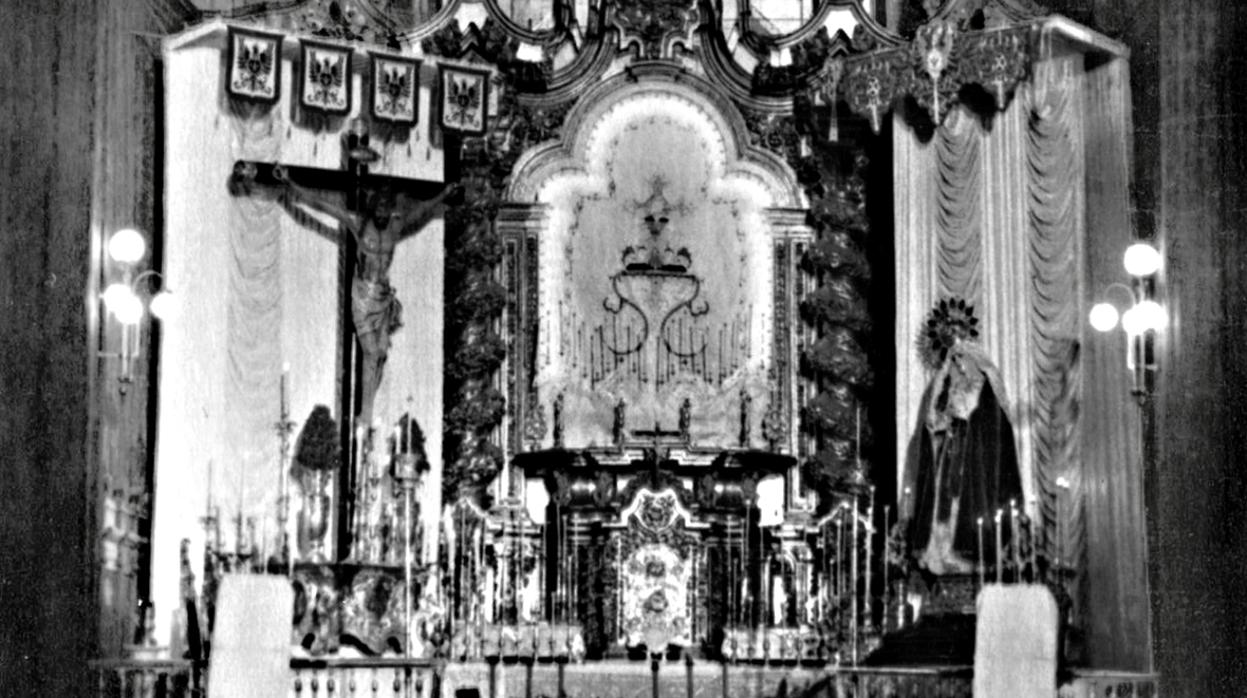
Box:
left=371, top=54, right=421, bottom=125
left=300, top=40, right=353, bottom=115
left=226, top=28, right=282, bottom=103
left=437, top=64, right=489, bottom=136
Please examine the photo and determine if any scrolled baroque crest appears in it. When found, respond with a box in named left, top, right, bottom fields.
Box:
left=610, top=0, right=699, bottom=60
left=741, top=108, right=801, bottom=163
left=960, top=27, right=1030, bottom=109
left=836, top=16, right=1034, bottom=132
left=293, top=0, right=399, bottom=45
left=841, top=53, right=908, bottom=134
left=908, top=20, right=961, bottom=126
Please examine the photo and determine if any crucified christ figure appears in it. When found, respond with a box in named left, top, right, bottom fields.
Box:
left=273, top=164, right=461, bottom=427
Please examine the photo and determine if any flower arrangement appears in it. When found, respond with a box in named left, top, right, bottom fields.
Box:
left=295, top=404, right=340, bottom=472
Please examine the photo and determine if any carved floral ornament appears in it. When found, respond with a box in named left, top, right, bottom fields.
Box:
left=836, top=21, right=1033, bottom=133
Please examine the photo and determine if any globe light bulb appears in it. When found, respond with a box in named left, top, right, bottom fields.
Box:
left=1134, top=299, right=1168, bottom=332
left=1120, top=304, right=1146, bottom=336
left=112, top=290, right=144, bottom=325
left=149, top=291, right=176, bottom=321
left=108, top=228, right=147, bottom=265
left=1088, top=303, right=1119, bottom=332
left=1123, top=243, right=1162, bottom=277
left=102, top=283, right=133, bottom=311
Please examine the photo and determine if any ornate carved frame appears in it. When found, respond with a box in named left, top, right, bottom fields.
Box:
left=496, top=67, right=811, bottom=484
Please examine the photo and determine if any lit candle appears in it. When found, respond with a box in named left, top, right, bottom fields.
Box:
left=865, top=487, right=874, bottom=626
left=406, top=396, right=416, bottom=454
left=1028, top=498, right=1039, bottom=582
left=1055, top=477, right=1070, bottom=580
left=883, top=504, right=891, bottom=603
left=994, top=509, right=1003, bottom=584
left=280, top=362, right=290, bottom=418
left=1010, top=499, right=1021, bottom=581
left=834, top=518, right=842, bottom=598
left=854, top=408, right=861, bottom=464
left=850, top=496, right=859, bottom=662
left=353, top=424, right=362, bottom=477
left=976, top=517, right=985, bottom=588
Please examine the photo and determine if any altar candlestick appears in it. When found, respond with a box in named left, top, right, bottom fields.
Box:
left=976, top=517, right=985, bottom=588
left=1010, top=499, right=1021, bottom=580
left=994, top=509, right=1003, bottom=583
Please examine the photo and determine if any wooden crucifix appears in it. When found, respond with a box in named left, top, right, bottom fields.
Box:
left=231, top=121, right=459, bottom=556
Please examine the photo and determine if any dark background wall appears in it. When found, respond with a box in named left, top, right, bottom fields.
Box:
left=1, top=1, right=189, bottom=695
left=1, top=1, right=101, bottom=694
left=1, top=1, right=1245, bottom=695
left=1045, top=0, right=1247, bottom=694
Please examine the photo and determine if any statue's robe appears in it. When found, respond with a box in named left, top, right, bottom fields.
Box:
left=907, top=362, right=1024, bottom=575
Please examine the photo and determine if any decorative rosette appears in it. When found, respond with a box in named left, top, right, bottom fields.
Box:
left=917, top=297, right=979, bottom=369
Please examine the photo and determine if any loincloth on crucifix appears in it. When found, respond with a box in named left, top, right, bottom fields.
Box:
left=351, top=277, right=403, bottom=351
left=350, top=276, right=403, bottom=428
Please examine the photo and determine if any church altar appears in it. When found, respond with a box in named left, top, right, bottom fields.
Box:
left=128, top=0, right=1152, bottom=693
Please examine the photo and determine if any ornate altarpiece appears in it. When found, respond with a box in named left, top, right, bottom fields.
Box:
left=142, top=0, right=1151, bottom=688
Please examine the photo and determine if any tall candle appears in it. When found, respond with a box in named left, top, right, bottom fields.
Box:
left=407, top=396, right=416, bottom=454
left=865, top=487, right=874, bottom=626
left=882, top=505, right=891, bottom=605
left=1028, top=498, right=1039, bottom=582
left=994, top=509, right=1004, bottom=584
left=835, top=519, right=842, bottom=598
left=280, top=362, right=290, bottom=418
left=850, top=497, right=859, bottom=663
left=1055, top=477, right=1070, bottom=580
left=854, top=408, right=861, bottom=463
left=976, top=517, right=985, bottom=588
left=354, top=425, right=366, bottom=485
left=1010, top=499, right=1021, bottom=581
left=237, top=447, right=247, bottom=551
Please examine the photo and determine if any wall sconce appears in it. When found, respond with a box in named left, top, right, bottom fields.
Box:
left=100, top=228, right=174, bottom=391
left=1089, top=242, right=1166, bottom=400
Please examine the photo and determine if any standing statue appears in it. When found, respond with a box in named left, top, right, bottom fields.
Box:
left=274, top=165, right=461, bottom=426
left=904, top=299, right=1023, bottom=576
